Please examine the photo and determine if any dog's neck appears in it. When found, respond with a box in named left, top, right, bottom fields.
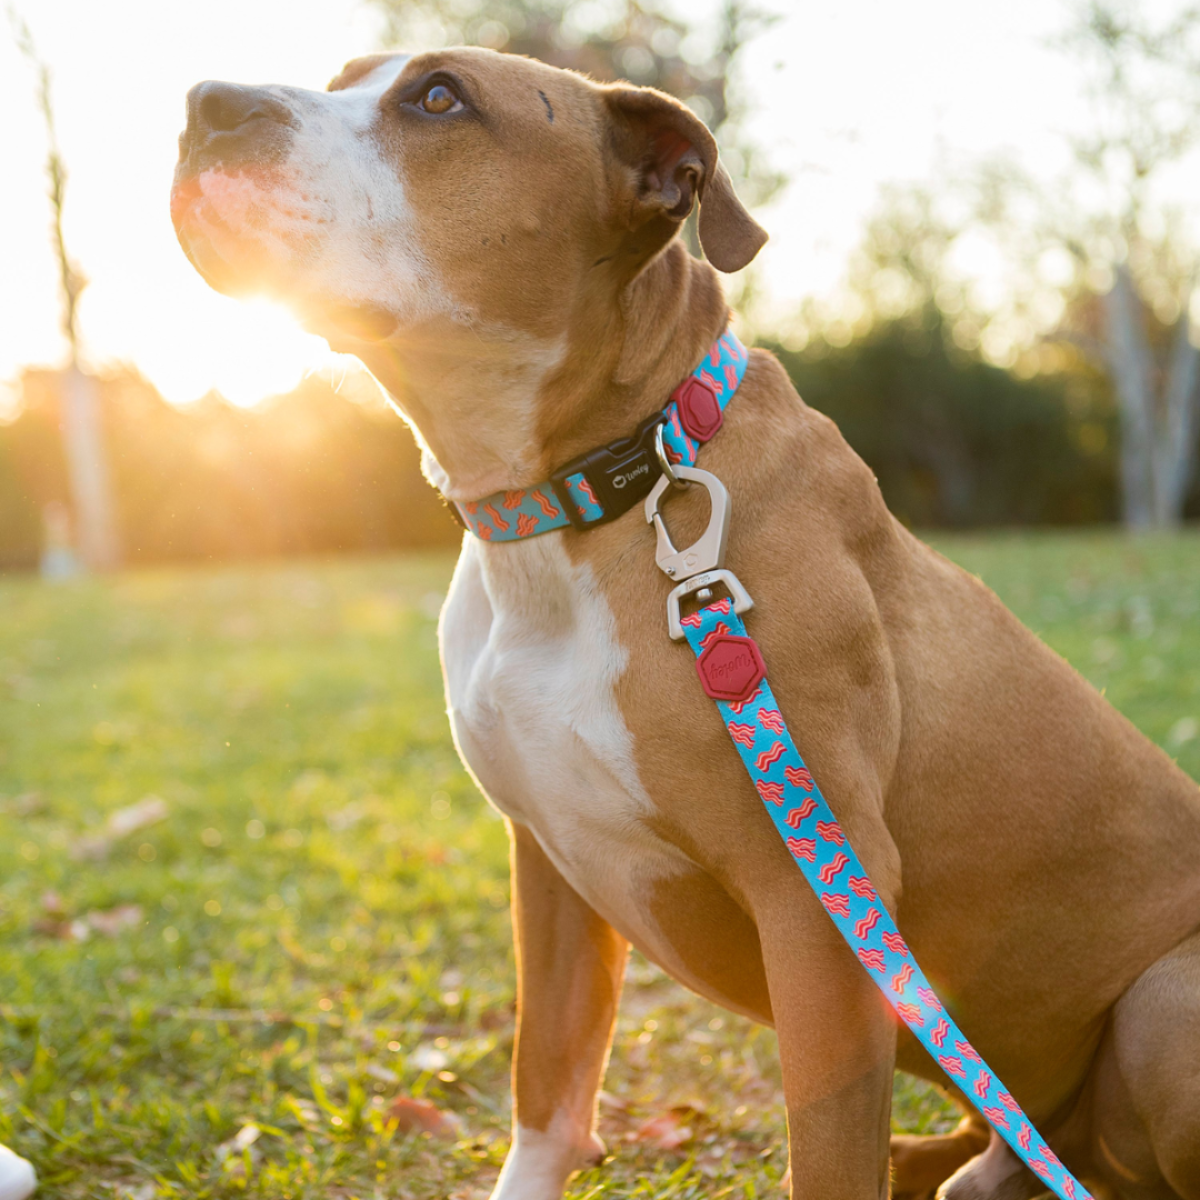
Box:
left=356, top=241, right=731, bottom=502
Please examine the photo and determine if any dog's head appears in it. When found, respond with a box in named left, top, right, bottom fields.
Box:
left=171, top=47, right=765, bottom=346
left=171, top=48, right=766, bottom=495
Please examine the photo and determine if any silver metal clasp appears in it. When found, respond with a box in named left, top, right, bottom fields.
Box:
left=644, top=465, right=754, bottom=640
left=646, top=465, right=728, bottom=579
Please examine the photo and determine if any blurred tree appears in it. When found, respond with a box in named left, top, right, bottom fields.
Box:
left=773, top=312, right=1116, bottom=529
left=10, top=8, right=120, bottom=569
left=773, top=181, right=1120, bottom=528
left=815, top=1, right=1200, bottom=532
left=968, top=1, right=1200, bottom=529
left=368, top=0, right=784, bottom=220
left=1060, top=0, right=1200, bottom=529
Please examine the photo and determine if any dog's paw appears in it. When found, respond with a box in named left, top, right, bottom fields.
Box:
left=0, top=1146, right=36, bottom=1200
left=580, top=1132, right=606, bottom=1168
left=487, top=1123, right=607, bottom=1200
left=891, top=1118, right=992, bottom=1200
left=935, top=1142, right=1046, bottom=1200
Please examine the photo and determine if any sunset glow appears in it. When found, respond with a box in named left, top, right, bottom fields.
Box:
left=134, top=297, right=346, bottom=409
left=0, top=0, right=380, bottom=407
left=4, top=0, right=1195, bottom=408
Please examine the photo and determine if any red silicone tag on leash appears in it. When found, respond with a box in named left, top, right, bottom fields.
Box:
left=696, top=634, right=765, bottom=702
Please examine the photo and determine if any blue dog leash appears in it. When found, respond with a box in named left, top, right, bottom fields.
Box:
left=452, top=328, right=1092, bottom=1200
left=675, top=598, right=1090, bottom=1199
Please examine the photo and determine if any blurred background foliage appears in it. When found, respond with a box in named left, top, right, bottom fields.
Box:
left=770, top=312, right=1120, bottom=530
left=3, top=0, right=1199, bottom=571
left=0, top=288, right=1137, bottom=571
left=0, top=371, right=454, bottom=570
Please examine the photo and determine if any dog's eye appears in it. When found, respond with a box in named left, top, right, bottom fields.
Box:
left=419, top=83, right=462, bottom=115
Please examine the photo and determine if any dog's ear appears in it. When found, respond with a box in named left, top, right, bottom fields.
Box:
left=602, top=84, right=767, bottom=273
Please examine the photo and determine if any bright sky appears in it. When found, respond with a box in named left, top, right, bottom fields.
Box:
left=0, top=0, right=1126, bottom=408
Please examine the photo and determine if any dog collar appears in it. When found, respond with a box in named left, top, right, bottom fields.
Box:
left=450, top=328, right=748, bottom=540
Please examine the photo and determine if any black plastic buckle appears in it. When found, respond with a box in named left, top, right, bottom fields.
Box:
left=549, top=412, right=667, bottom=531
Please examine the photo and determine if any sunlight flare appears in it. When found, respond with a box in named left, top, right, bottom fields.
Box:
left=136, top=295, right=342, bottom=408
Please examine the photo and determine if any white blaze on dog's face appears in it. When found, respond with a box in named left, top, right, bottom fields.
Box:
left=172, top=54, right=428, bottom=340
left=171, top=47, right=765, bottom=492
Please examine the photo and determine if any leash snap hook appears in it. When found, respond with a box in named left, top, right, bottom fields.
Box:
left=644, top=466, right=754, bottom=640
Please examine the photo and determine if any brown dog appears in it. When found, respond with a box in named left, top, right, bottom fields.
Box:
left=171, top=48, right=1200, bottom=1200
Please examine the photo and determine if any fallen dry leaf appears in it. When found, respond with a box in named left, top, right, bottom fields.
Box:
left=69, top=835, right=111, bottom=863
left=285, top=1097, right=320, bottom=1126
left=33, top=901, right=142, bottom=941
left=326, top=802, right=366, bottom=832
left=631, top=1105, right=701, bottom=1152
left=597, top=1090, right=629, bottom=1113
left=113, top=1184, right=156, bottom=1200
left=32, top=916, right=90, bottom=942
left=71, top=796, right=169, bottom=861
left=215, top=1122, right=262, bottom=1162
left=365, top=1062, right=400, bottom=1086
left=107, top=796, right=169, bottom=838
left=410, top=1043, right=450, bottom=1072
left=385, top=1096, right=463, bottom=1139
left=86, top=904, right=143, bottom=937
left=5, top=792, right=44, bottom=817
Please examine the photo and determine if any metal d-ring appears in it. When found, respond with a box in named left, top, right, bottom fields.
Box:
left=654, top=421, right=689, bottom=490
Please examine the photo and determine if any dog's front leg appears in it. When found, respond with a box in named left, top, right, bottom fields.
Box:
left=490, top=819, right=629, bottom=1200
left=757, top=886, right=897, bottom=1199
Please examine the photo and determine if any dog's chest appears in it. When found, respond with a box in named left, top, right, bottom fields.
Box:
left=440, top=539, right=694, bottom=948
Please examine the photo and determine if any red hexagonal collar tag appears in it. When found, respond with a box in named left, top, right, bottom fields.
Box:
left=673, top=378, right=723, bottom=443
left=695, top=634, right=766, bottom=703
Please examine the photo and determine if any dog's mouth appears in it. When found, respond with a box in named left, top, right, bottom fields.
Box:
left=170, top=165, right=287, bottom=297
left=171, top=167, right=400, bottom=344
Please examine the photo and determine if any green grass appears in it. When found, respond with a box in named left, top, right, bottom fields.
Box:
left=1, top=532, right=1198, bottom=1198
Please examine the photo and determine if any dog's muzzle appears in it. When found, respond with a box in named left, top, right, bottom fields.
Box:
left=177, top=81, right=295, bottom=176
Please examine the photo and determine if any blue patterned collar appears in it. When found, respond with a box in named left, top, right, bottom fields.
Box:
left=451, top=328, right=748, bottom=541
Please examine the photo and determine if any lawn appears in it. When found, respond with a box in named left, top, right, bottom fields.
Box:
left=1, top=532, right=1198, bottom=1199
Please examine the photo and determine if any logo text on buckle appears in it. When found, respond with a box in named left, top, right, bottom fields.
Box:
left=611, top=460, right=651, bottom=490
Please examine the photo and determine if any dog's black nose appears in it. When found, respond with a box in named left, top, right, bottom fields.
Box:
left=190, top=82, right=290, bottom=134
left=179, top=81, right=294, bottom=171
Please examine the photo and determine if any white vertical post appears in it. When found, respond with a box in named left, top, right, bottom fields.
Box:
left=61, top=363, right=119, bottom=570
